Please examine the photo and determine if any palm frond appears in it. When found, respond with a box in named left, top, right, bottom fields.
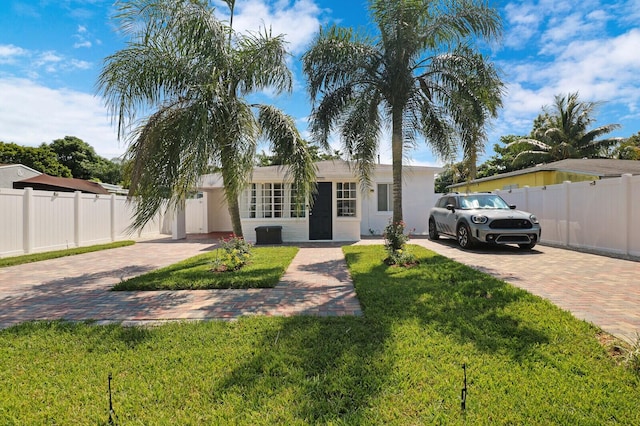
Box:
left=257, top=105, right=317, bottom=208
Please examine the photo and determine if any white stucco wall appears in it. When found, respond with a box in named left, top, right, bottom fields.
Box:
left=197, top=161, right=441, bottom=241
left=360, top=166, right=438, bottom=236
left=207, top=188, right=232, bottom=233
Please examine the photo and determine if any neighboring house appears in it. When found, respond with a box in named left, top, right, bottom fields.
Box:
left=194, top=160, right=442, bottom=242
left=13, top=174, right=110, bottom=195
left=448, top=159, right=640, bottom=192
left=99, top=182, right=129, bottom=195
left=0, top=164, right=42, bottom=189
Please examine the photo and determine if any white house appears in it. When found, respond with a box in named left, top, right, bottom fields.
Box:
left=187, top=160, right=441, bottom=243
left=0, top=164, right=41, bottom=189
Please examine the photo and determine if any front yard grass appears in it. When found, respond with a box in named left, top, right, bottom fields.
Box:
left=0, top=240, right=135, bottom=268
left=112, top=246, right=299, bottom=290
left=1, top=244, right=638, bottom=424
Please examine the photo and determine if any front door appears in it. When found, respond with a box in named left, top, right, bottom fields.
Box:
left=309, top=182, right=332, bottom=240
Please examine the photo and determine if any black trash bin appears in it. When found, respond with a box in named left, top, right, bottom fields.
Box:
left=255, top=226, right=283, bottom=245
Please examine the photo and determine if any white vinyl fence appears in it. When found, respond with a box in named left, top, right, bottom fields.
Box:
left=494, top=174, right=640, bottom=258
left=0, top=187, right=171, bottom=257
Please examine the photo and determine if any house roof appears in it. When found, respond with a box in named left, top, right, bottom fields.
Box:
left=13, top=174, right=110, bottom=194
left=449, top=159, right=640, bottom=188
left=197, top=160, right=443, bottom=189
left=0, top=163, right=43, bottom=175
left=251, top=160, right=442, bottom=180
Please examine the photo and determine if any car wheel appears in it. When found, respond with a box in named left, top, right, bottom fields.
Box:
left=518, top=242, right=536, bottom=250
left=457, top=223, right=475, bottom=249
left=428, top=219, right=439, bottom=240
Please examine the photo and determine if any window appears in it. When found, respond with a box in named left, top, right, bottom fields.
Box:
left=261, top=183, right=283, bottom=218
left=240, top=183, right=305, bottom=219
left=377, top=183, right=392, bottom=212
left=337, top=182, right=357, bottom=217
left=290, top=185, right=305, bottom=218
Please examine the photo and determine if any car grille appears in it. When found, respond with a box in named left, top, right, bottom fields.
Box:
left=489, top=219, right=533, bottom=229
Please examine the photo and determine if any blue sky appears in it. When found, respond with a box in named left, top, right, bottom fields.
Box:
left=1, top=0, right=639, bottom=166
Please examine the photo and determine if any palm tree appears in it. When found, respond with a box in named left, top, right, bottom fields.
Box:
left=97, top=0, right=315, bottom=236
left=303, top=0, right=503, bottom=223
left=512, top=92, right=622, bottom=166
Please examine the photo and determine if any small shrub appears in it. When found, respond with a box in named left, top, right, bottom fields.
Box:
left=385, top=247, right=417, bottom=266
left=220, top=235, right=252, bottom=255
left=383, top=221, right=416, bottom=266
left=211, top=235, right=252, bottom=272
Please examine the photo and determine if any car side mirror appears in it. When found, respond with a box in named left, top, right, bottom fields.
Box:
left=509, top=205, right=516, bottom=210
left=446, top=204, right=455, bottom=212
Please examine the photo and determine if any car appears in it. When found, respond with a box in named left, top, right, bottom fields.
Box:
left=428, top=192, right=541, bottom=250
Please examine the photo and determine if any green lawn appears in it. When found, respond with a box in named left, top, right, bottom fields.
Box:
left=1, top=244, right=637, bottom=424
left=112, top=246, right=299, bottom=290
left=0, top=241, right=135, bottom=268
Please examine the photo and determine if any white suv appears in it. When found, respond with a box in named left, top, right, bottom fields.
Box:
left=428, top=193, right=541, bottom=250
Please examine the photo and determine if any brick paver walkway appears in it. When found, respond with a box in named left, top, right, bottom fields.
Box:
left=0, top=238, right=361, bottom=330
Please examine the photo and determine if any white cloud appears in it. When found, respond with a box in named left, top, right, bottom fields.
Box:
left=74, top=40, right=92, bottom=49
left=0, top=78, right=125, bottom=159
left=0, top=44, right=28, bottom=64
left=496, top=0, right=640, bottom=140
left=215, top=0, right=323, bottom=54
left=503, top=2, right=542, bottom=48
left=36, top=51, right=63, bottom=66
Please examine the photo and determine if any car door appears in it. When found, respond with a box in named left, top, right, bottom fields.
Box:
left=432, top=196, right=456, bottom=236
left=441, top=196, right=460, bottom=235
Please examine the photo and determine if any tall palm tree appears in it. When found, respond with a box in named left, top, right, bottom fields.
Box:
left=97, top=0, right=315, bottom=236
left=303, top=0, right=503, bottom=223
left=512, top=92, right=622, bottom=165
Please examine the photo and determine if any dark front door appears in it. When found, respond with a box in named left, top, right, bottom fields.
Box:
left=309, top=182, right=332, bottom=240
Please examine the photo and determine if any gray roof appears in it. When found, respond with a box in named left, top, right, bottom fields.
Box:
left=449, top=159, right=640, bottom=188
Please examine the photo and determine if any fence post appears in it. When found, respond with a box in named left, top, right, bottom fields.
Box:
left=23, top=187, right=34, bottom=254
left=110, top=194, right=117, bottom=242
left=563, top=181, right=571, bottom=247
left=523, top=186, right=530, bottom=212
left=74, top=191, right=82, bottom=248
left=622, top=174, right=632, bottom=256
left=172, top=200, right=187, bottom=240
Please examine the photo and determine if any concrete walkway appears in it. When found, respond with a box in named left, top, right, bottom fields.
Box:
left=1, top=236, right=638, bottom=344
left=0, top=238, right=361, bottom=330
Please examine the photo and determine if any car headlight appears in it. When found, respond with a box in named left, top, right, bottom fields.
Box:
left=530, top=214, right=539, bottom=224
left=471, top=215, right=488, bottom=224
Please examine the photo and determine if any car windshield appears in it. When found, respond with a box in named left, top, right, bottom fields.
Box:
left=459, top=194, right=510, bottom=210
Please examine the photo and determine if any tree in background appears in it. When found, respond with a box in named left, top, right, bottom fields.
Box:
left=612, top=132, right=640, bottom=160
left=98, top=0, right=315, bottom=236
left=303, top=0, right=503, bottom=224
left=434, top=162, right=468, bottom=193
left=49, top=136, right=122, bottom=184
left=256, top=144, right=342, bottom=166
left=476, top=135, right=533, bottom=178
left=0, top=141, right=72, bottom=177
left=511, top=92, right=622, bottom=166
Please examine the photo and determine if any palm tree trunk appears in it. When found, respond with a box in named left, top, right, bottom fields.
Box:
left=391, top=106, right=403, bottom=224
left=226, top=193, right=244, bottom=237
